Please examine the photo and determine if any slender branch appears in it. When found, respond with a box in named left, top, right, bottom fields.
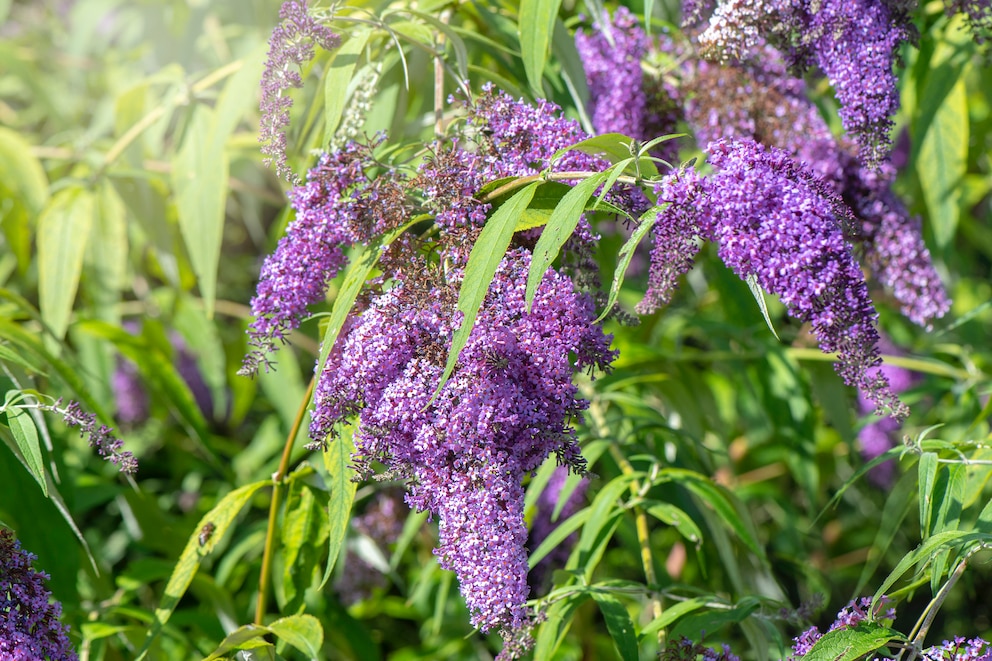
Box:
left=97, top=60, right=243, bottom=178
left=582, top=385, right=665, bottom=644
left=254, top=375, right=316, bottom=625
left=480, top=171, right=644, bottom=204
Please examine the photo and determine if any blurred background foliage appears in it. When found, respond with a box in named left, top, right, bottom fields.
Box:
left=1, top=0, right=991, bottom=659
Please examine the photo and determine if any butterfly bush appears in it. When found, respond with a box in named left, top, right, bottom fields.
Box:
left=243, top=1, right=987, bottom=654
left=643, top=139, right=907, bottom=416
left=0, top=529, right=77, bottom=661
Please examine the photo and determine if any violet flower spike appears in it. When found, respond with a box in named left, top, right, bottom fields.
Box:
left=259, top=0, right=340, bottom=183
left=0, top=528, right=78, bottom=661
left=55, top=399, right=137, bottom=474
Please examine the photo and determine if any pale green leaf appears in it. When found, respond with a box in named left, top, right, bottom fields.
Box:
left=4, top=403, right=47, bottom=497
left=319, top=425, right=357, bottom=589
left=323, top=29, right=372, bottom=144
left=917, top=76, right=968, bottom=250
left=519, top=0, right=563, bottom=94
left=172, top=105, right=229, bottom=319
left=136, top=480, right=268, bottom=660
left=802, top=621, right=902, bottom=661
left=268, top=614, right=324, bottom=660
left=38, top=186, right=94, bottom=342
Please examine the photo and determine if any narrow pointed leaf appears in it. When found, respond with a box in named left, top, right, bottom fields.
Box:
left=4, top=404, right=47, bottom=496
left=136, top=480, right=268, bottom=660
left=591, top=593, right=638, bottom=661
left=38, top=186, right=94, bottom=341
left=319, top=425, right=357, bottom=589
left=323, top=29, right=372, bottom=144
left=519, top=0, right=563, bottom=94
left=432, top=182, right=540, bottom=401
left=596, top=205, right=663, bottom=322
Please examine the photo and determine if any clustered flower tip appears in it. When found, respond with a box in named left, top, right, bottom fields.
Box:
left=57, top=400, right=137, bottom=475
left=259, top=0, right=340, bottom=184
left=0, top=528, right=77, bottom=661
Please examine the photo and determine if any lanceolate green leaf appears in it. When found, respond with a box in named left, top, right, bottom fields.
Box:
left=526, top=172, right=609, bottom=311
left=173, top=105, right=229, bottom=319
left=137, top=480, right=269, bottom=661
left=37, top=186, right=94, bottom=342
left=519, top=0, right=563, bottom=94
left=918, top=452, right=938, bottom=537
left=596, top=205, right=663, bottom=322
left=431, top=181, right=540, bottom=401
left=591, top=593, right=638, bottom=661
left=267, top=614, right=324, bottom=659
left=802, top=621, right=902, bottom=661
left=917, top=75, right=968, bottom=250
left=323, top=29, right=372, bottom=144
left=3, top=403, right=47, bottom=497
left=319, top=425, right=357, bottom=589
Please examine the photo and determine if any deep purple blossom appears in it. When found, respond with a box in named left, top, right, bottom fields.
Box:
left=111, top=357, right=148, bottom=425
left=576, top=6, right=648, bottom=139
left=660, top=636, right=740, bottom=661
left=310, top=249, right=615, bottom=652
left=57, top=400, right=137, bottom=474
left=681, top=50, right=950, bottom=329
left=644, top=139, right=906, bottom=417
left=0, top=528, right=77, bottom=661
left=689, top=0, right=908, bottom=167
left=259, top=1, right=340, bottom=183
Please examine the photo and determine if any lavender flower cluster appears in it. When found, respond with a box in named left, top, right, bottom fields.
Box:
left=57, top=400, right=137, bottom=474
left=259, top=0, right=340, bottom=183
left=0, top=528, right=77, bottom=661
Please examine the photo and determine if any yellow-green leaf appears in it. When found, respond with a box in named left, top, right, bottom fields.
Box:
left=38, top=186, right=94, bottom=342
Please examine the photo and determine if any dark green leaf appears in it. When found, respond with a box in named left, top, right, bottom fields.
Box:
left=3, top=402, right=46, bottom=496
left=319, top=425, right=357, bottom=589
left=591, top=592, right=638, bottom=661
left=596, top=206, right=662, bottom=322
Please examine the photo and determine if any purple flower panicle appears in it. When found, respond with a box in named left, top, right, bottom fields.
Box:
left=575, top=7, right=648, bottom=139
left=310, top=249, right=615, bottom=654
left=260, top=1, right=340, bottom=183
left=0, top=528, right=77, bottom=661
left=644, top=139, right=907, bottom=418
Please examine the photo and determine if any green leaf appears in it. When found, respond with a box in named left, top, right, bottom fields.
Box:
left=37, top=186, right=94, bottom=342
left=596, top=206, right=663, bottom=322
left=526, top=172, right=609, bottom=311
left=918, top=451, right=938, bottom=537
left=202, top=625, right=273, bottom=661
left=519, top=0, right=563, bottom=94
left=745, top=274, right=780, bottom=341
left=638, top=597, right=712, bottom=641
left=136, top=479, right=268, bottom=660
left=659, top=468, right=765, bottom=558
left=268, top=614, right=324, bottom=660
left=552, top=18, right=593, bottom=133
left=85, top=179, right=128, bottom=294
left=591, top=593, right=638, bottom=661
left=282, top=477, right=330, bottom=606
left=172, top=105, right=229, bottom=319
left=553, top=132, right=660, bottom=180
left=432, top=182, right=540, bottom=401
left=917, top=75, right=967, bottom=250
left=802, top=621, right=902, bottom=661
left=528, top=508, right=591, bottom=569
left=571, top=473, right=638, bottom=581
left=642, top=501, right=702, bottom=546
left=871, top=530, right=988, bottom=612
left=0, top=126, right=49, bottom=214
left=668, top=597, right=760, bottom=642
left=3, top=403, right=47, bottom=497
left=323, top=29, right=372, bottom=144
left=533, top=591, right=590, bottom=660
left=213, top=46, right=268, bottom=144
left=319, top=425, right=358, bottom=589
